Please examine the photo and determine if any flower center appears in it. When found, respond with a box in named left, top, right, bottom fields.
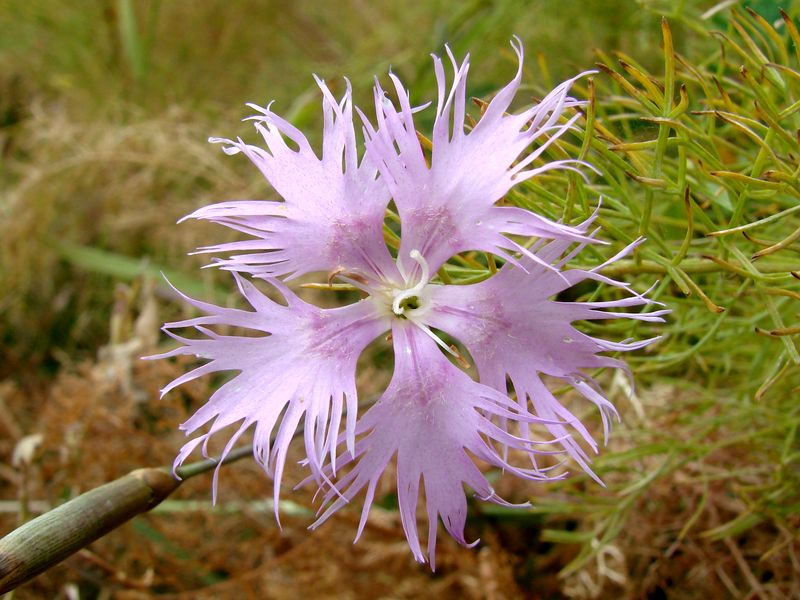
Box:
left=382, top=249, right=458, bottom=358
left=396, top=295, right=421, bottom=312
left=392, top=249, right=429, bottom=317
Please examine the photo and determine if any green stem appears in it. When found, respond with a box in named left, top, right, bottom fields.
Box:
left=0, top=446, right=254, bottom=593
left=595, top=257, right=800, bottom=279
left=174, top=444, right=253, bottom=480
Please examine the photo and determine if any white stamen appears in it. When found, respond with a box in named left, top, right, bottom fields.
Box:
left=413, top=321, right=457, bottom=357
left=392, top=249, right=429, bottom=315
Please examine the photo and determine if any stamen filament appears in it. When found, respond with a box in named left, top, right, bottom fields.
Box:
left=413, top=321, right=458, bottom=357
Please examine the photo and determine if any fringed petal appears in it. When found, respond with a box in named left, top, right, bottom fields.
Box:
left=363, top=39, right=596, bottom=276
left=151, top=273, right=390, bottom=513
left=185, top=79, right=398, bottom=284
left=310, top=322, right=564, bottom=570
left=422, top=234, right=667, bottom=478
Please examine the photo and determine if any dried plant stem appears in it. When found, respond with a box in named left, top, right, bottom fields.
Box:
left=0, top=445, right=253, bottom=593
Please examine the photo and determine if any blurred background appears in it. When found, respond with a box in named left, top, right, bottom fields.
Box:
left=1, top=1, right=797, bottom=598
left=0, top=0, right=670, bottom=382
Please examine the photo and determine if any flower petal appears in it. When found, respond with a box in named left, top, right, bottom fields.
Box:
left=150, top=273, right=389, bottom=517
left=363, top=39, right=595, bottom=275
left=422, top=237, right=668, bottom=478
left=310, top=321, right=563, bottom=570
left=185, top=79, right=398, bottom=283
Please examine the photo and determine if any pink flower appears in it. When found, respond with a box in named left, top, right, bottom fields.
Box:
left=155, top=40, right=665, bottom=568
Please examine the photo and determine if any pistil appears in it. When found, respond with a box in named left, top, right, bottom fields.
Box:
left=392, top=249, right=429, bottom=316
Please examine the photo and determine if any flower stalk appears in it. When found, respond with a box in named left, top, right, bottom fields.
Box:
left=0, top=446, right=253, bottom=593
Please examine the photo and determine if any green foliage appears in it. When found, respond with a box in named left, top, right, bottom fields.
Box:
left=505, top=3, right=800, bottom=585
